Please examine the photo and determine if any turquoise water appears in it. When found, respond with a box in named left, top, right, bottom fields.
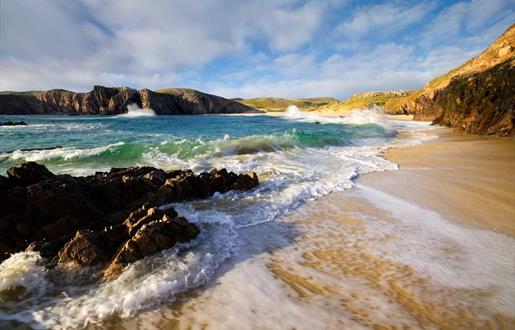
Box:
left=0, top=113, right=393, bottom=175
left=0, top=110, right=432, bottom=328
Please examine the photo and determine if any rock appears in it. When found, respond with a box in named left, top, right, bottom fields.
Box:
left=6, top=162, right=56, bottom=186
left=139, top=88, right=257, bottom=115
left=0, top=175, right=9, bottom=193
left=104, top=212, right=198, bottom=278
left=0, top=86, right=258, bottom=115
left=57, top=225, right=128, bottom=266
left=384, top=24, right=515, bottom=136
left=0, top=162, right=259, bottom=279
left=230, top=171, right=260, bottom=190
left=0, top=121, right=28, bottom=126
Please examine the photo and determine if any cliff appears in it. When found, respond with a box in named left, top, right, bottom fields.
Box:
left=144, top=88, right=257, bottom=114
left=0, top=86, right=257, bottom=115
left=384, top=24, right=515, bottom=136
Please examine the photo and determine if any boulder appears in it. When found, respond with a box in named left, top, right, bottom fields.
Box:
left=6, top=161, right=55, bottom=186
left=104, top=211, right=198, bottom=278
left=0, top=162, right=259, bottom=280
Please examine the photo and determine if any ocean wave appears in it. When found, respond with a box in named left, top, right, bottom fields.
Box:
left=0, top=126, right=390, bottom=166
left=155, top=126, right=391, bottom=159
left=0, top=142, right=126, bottom=162
left=284, top=105, right=384, bottom=125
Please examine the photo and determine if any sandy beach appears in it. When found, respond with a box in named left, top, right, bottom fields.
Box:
left=94, top=125, right=515, bottom=329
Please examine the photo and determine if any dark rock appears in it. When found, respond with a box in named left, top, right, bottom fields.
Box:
left=0, top=175, right=9, bottom=193
left=58, top=224, right=129, bottom=266
left=0, top=121, right=28, bottom=126
left=6, top=162, right=55, bottom=186
left=139, top=88, right=257, bottom=115
left=104, top=214, right=199, bottom=278
left=0, top=162, right=259, bottom=280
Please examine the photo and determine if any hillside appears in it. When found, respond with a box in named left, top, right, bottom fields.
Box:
left=238, top=92, right=412, bottom=113
left=239, top=97, right=339, bottom=112
left=384, top=24, right=514, bottom=136
left=320, top=91, right=412, bottom=112
left=0, top=86, right=258, bottom=115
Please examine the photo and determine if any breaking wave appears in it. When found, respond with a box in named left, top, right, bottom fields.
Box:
left=117, top=104, right=156, bottom=117
left=0, top=113, right=438, bottom=328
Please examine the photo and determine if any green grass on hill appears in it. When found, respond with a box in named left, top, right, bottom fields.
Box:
left=238, top=97, right=339, bottom=112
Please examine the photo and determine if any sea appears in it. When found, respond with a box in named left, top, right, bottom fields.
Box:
left=0, top=107, right=437, bottom=328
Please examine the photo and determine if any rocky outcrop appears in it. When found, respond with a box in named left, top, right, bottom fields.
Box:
left=38, top=86, right=141, bottom=115
left=0, top=86, right=257, bottom=115
left=0, top=162, right=259, bottom=278
left=140, top=88, right=256, bottom=114
left=0, top=121, right=28, bottom=126
left=384, top=24, right=515, bottom=136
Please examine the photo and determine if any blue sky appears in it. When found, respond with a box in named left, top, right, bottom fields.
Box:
left=0, top=0, right=513, bottom=99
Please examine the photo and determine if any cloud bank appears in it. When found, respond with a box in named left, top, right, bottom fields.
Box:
left=0, top=0, right=513, bottom=99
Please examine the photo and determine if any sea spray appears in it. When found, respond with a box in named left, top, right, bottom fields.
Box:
left=284, top=105, right=384, bottom=125
left=118, top=103, right=156, bottom=117
left=0, top=252, right=50, bottom=304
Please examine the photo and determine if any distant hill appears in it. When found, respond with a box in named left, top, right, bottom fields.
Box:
left=0, top=86, right=259, bottom=115
left=384, top=24, right=514, bottom=136
left=319, top=91, right=412, bottom=112
left=238, top=97, right=339, bottom=112
left=238, top=92, right=411, bottom=113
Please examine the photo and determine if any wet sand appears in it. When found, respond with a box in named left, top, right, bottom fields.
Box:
left=362, top=128, right=515, bottom=236
left=100, top=127, right=515, bottom=329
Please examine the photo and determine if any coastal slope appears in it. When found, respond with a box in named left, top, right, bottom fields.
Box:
left=236, top=92, right=410, bottom=113
left=238, top=97, right=339, bottom=112
left=0, top=86, right=258, bottom=115
left=385, top=24, right=515, bottom=136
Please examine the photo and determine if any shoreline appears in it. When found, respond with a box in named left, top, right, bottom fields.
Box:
left=101, top=124, right=515, bottom=329
left=362, top=127, right=515, bottom=236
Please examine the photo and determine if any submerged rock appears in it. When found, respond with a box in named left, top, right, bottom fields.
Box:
left=0, top=162, right=259, bottom=278
left=0, top=121, right=28, bottom=126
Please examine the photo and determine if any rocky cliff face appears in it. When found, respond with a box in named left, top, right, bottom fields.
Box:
left=384, top=24, right=514, bottom=136
left=138, top=88, right=255, bottom=114
left=0, top=86, right=256, bottom=115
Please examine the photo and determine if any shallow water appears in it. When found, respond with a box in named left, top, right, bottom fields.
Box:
left=0, top=110, right=437, bottom=329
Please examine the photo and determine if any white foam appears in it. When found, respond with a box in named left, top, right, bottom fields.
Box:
left=117, top=104, right=156, bottom=117
left=284, top=105, right=385, bottom=125
left=356, top=184, right=515, bottom=316
left=0, top=252, right=50, bottom=301
left=283, top=105, right=342, bottom=124
left=0, top=115, right=442, bottom=327
left=1, top=142, right=125, bottom=162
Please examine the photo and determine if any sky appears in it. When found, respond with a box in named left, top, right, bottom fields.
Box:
left=0, top=0, right=513, bottom=99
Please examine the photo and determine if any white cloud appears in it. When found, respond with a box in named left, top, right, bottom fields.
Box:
left=334, top=2, right=433, bottom=38
left=0, top=0, right=513, bottom=98
left=206, top=42, right=465, bottom=99
left=420, top=0, right=514, bottom=47
left=0, top=0, right=327, bottom=91
left=259, top=1, right=324, bottom=51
